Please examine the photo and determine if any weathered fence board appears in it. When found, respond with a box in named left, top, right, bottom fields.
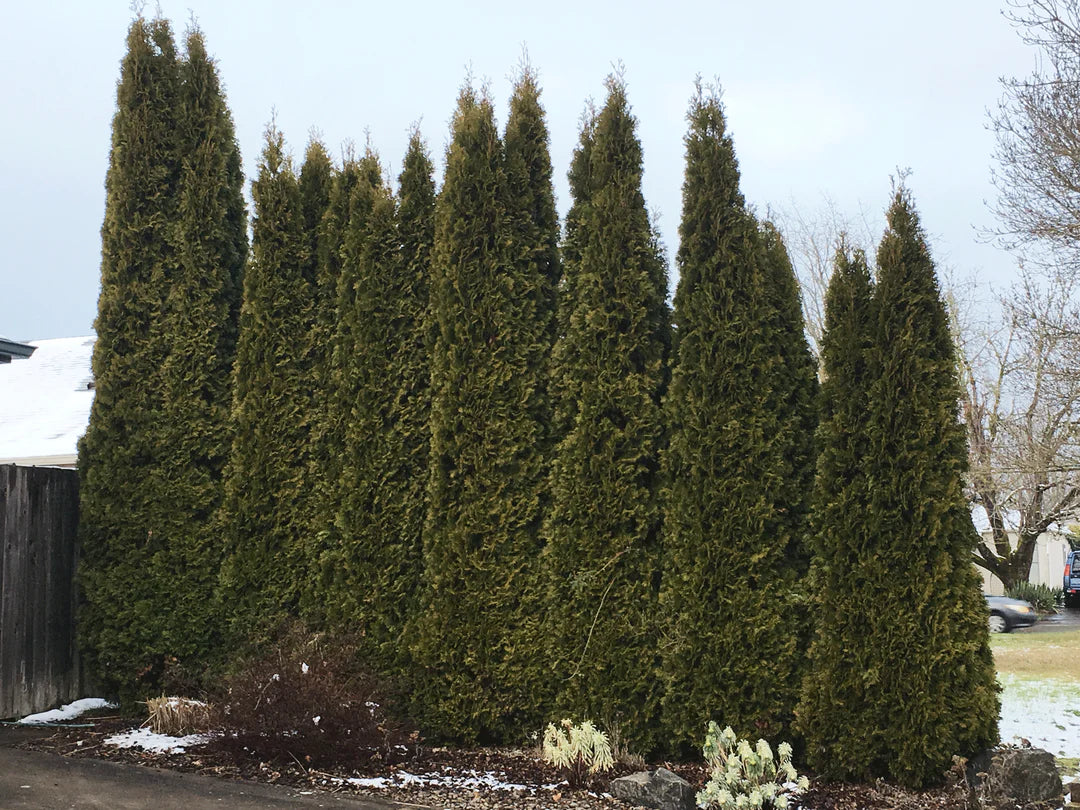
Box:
left=0, top=464, right=81, bottom=719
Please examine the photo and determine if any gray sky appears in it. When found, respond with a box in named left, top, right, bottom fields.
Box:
left=0, top=0, right=1035, bottom=341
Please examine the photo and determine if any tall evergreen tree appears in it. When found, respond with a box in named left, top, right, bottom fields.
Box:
left=412, top=84, right=551, bottom=742
left=219, top=125, right=314, bottom=641
left=758, top=221, right=819, bottom=575
left=801, top=190, right=999, bottom=787
left=543, top=76, right=670, bottom=753
left=302, top=154, right=363, bottom=618
left=796, top=244, right=880, bottom=777
left=550, top=106, right=596, bottom=442
left=293, top=137, right=334, bottom=608
left=502, top=65, right=560, bottom=421
left=299, top=138, right=334, bottom=290
left=305, top=151, right=383, bottom=609
left=149, top=27, right=248, bottom=673
left=78, top=15, right=182, bottom=697
left=658, top=86, right=802, bottom=752
left=499, top=67, right=562, bottom=705
left=322, top=152, right=399, bottom=651
left=324, top=134, right=435, bottom=673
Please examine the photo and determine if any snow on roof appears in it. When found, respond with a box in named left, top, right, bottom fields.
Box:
left=0, top=336, right=95, bottom=464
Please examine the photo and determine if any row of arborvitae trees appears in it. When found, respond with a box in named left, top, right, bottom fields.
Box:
left=79, top=13, right=998, bottom=788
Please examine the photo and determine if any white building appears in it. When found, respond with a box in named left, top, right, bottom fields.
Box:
left=0, top=336, right=95, bottom=468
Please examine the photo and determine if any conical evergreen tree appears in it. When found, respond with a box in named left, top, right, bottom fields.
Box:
left=550, top=106, right=596, bottom=442
left=78, top=15, right=182, bottom=698
left=758, top=220, right=819, bottom=575
left=502, top=65, right=560, bottom=424
left=412, top=84, right=552, bottom=742
left=302, top=154, right=363, bottom=618
left=149, top=26, right=248, bottom=675
left=543, top=76, right=670, bottom=753
left=658, top=86, right=801, bottom=752
left=796, top=244, right=881, bottom=777
left=800, top=190, right=999, bottom=787
left=323, top=151, right=400, bottom=652
left=219, top=125, right=314, bottom=642
left=324, top=133, right=435, bottom=673
left=305, top=151, right=383, bottom=611
left=498, top=66, right=562, bottom=708
left=292, top=137, right=334, bottom=609
left=299, top=138, right=334, bottom=291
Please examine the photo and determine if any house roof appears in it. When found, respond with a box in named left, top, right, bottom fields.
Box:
left=0, top=335, right=36, bottom=362
left=0, top=336, right=95, bottom=466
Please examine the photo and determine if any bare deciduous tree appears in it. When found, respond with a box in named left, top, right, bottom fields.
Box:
left=956, top=269, right=1080, bottom=589
left=770, top=196, right=878, bottom=361
left=991, top=0, right=1080, bottom=270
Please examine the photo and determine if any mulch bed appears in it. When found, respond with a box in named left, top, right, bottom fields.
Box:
left=14, top=712, right=977, bottom=810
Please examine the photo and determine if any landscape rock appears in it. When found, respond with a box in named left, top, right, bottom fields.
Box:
left=610, top=768, right=696, bottom=810
left=1067, top=779, right=1080, bottom=807
left=971, top=747, right=1063, bottom=810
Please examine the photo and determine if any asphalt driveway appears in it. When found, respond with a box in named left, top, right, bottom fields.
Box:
left=0, top=727, right=413, bottom=810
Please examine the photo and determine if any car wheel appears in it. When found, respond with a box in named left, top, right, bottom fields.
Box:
left=989, top=612, right=1009, bottom=634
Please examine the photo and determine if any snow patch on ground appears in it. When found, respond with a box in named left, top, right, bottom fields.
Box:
left=18, top=698, right=115, bottom=725
left=104, top=727, right=212, bottom=754
left=345, top=769, right=560, bottom=793
left=999, top=674, right=1080, bottom=777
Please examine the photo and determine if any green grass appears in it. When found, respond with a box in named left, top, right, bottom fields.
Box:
left=989, top=628, right=1080, bottom=682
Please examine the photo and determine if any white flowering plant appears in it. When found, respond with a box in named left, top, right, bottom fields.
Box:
left=697, top=722, right=809, bottom=810
left=541, top=718, right=615, bottom=788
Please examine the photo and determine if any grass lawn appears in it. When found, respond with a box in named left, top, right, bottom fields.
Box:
left=990, top=627, right=1080, bottom=780
left=989, top=627, right=1080, bottom=682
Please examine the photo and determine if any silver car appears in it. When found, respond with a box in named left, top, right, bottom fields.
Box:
left=985, top=594, right=1037, bottom=633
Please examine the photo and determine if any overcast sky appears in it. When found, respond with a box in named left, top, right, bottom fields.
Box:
left=0, top=0, right=1036, bottom=341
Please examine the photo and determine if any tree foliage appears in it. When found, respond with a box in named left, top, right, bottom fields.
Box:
left=796, top=244, right=879, bottom=776
left=411, top=84, right=554, bottom=742
left=79, top=18, right=247, bottom=696
left=658, top=86, right=804, bottom=753
left=323, top=139, right=433, bottom=678
left=79, top=15, right=181, bottom=697
left=800, top=190, right=999, bottom=788
left=150, top=27, right=248, bottom=674
left=960, top=269, right=1080, bottom=589
left=543, top=76, right=670, bottom=753
left=991, top=0, right=1080, bottom=269
left=219, top=125, right=314, bottom=642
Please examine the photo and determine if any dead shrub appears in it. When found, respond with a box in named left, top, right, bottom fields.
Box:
left=208, top=623, right=412, bottom=767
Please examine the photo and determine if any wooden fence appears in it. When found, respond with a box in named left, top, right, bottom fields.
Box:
left=0, top=464, right=81, bottom=719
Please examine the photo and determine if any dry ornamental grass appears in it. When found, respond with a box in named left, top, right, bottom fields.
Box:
left=144, top=696, right=212, bottom=736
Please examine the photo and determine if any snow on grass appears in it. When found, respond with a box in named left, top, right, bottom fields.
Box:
left=104, top=727, right=212, bottom=754
left=344, top=769, right=561, bottom=793
left=999, top=673, right=1080, bottom=778
left=18, top=698, right=115, bottom=725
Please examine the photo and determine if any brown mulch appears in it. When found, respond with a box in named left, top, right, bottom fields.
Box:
left=14, top=713, right=977, bottom=809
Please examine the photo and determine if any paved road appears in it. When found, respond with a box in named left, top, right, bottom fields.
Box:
left=1026, top=604, right=1080, bottom=633
left=0, top=728, right=414, bottom=810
